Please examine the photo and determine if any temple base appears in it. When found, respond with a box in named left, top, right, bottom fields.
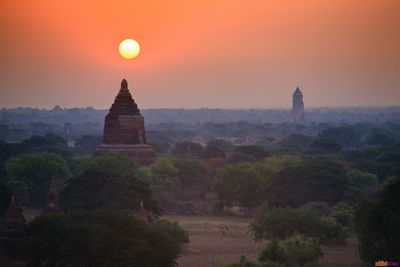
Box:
left=95, top=144, right=156, bottom=166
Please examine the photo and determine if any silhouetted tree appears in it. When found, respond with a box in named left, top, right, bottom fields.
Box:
left=268, top=159, right=347, bottom=207
left=22, top=211, right=188, bottom=267
left=354, top=177, right=400, bottom=262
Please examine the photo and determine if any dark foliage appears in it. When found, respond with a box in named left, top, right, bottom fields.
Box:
left=268, top=160, right=347, bottom=207
left=234, top=145, right=269, bottom=160
left=21, top=211, right=188, bottom=267
left=354, top=177, right=400, bottom=262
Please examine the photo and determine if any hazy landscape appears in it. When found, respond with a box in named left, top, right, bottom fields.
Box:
left=1, top=0, right=400, bottom=266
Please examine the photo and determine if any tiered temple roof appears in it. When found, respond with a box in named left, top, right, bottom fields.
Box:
left=109, top=79, right=141, bottom=115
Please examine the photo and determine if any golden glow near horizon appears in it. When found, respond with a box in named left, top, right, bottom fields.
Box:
left=119, top=39, right=140, bottom=59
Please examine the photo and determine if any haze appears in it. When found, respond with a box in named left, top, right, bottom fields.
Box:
left=1, top=0, right=399, bottom=109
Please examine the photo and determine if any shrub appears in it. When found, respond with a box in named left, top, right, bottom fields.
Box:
left=258, top=234, right=322, bottom=267
left=251, top=208, right=346, bottom=244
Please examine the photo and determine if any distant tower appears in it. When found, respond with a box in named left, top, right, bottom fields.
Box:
left=291, top=86, right=306, bottom=123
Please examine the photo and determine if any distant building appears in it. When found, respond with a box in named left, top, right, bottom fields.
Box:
left=95, top=79, right=156, bottom=165
left=291, top=86, right=306, bottom=123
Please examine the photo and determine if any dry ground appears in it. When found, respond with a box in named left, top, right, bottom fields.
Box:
left=163, top=215, right=364, bottom=267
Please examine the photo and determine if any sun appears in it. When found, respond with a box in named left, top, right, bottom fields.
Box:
left=119, top=39, right=140, bottom=59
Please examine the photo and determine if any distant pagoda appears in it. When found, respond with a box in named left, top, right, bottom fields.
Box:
left=95, top=79, right=156, bottom=165
left=42, top=178, right=63, bottom=216
left=291, top=86, right=306, bottom=124
left=3, top=196, right=24, bottom=237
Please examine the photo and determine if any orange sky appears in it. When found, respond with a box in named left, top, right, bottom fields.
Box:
left=1, top=0, right=399, bottom=108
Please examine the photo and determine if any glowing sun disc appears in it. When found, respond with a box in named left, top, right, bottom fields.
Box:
left=119, top=39, right=140, bottom=59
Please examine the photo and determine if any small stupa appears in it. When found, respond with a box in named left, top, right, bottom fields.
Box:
left=95, top=79, right=156, bottom=165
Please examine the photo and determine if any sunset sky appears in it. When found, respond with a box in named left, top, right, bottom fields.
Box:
left=1, top=0, right=399, bottom=109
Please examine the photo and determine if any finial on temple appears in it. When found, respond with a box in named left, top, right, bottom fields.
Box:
left=121, top=79, right=128, bottom=89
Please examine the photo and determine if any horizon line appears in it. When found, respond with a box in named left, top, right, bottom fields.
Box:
left=1, top=104, right=400, bottom=111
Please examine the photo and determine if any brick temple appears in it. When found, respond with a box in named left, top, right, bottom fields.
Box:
left=95, top=79, right=156, bottom=165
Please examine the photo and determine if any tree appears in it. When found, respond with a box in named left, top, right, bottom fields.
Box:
left=362, top=127, right=395, bottom=147
left=268, top=159, right=347, bottom=207
left=201, top=145, right=225, bottom=159
left=74, top=153, right=137, bottom=177
left=60, top=155, right=159, bottom=215
left=346, top=169, right=377, bottom=188
left=42, top=133, right=67, bottom=146
left=21, top=211, right=188, bottom=267
left=173, top=158, right=210, bottom=194
left=5, top=152, right=71, bottom=207
left=146, top=130, right=172, bottom=153
left=148, top=157, right=180, bottom=191
left=226, top=152, right=257, bottom=164
left=171, top=141, right=203, bottom=157
left=352, top=159, right=395, bottom=182
left=21, top=134, right=66, bottom=148
left=279, top=134, right=314, bottom=150
left=331, top=202, right=354, bottom=230
left=250, top=208, right=346, bottom=244
left=206, top=139, right=235, bottom=153
left=354, top=177, right=400, bottom=262
left=0, top=178, right=12, bottom=218
left=234, top=145, right=269, bottom=160
left=74, top=135, right=102, bottom=154
left=261, top=156, right=300, bottom=173
left=215, top=163, right=268, bottom=211
left=318, top=127, right=357, bottom=148
left=258, top=234, right=322, bottom=267
left=310, top=138, right=341, bottom=153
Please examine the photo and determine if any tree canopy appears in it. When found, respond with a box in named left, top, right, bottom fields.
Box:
left=21, top=211, right=188, bottom=267
left=354, top=177, right=400, bottom=262
left=268, top=159, right=347, bottom=207
left=5, top=152, right=71, bottom=207
left=216, top=163, right=268, bottom=211
left=60, top=153, right=160, bottom=215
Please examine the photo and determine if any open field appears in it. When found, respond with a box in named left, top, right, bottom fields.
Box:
left=164, top=215, right=365, bottom=267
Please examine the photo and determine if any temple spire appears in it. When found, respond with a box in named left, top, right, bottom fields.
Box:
left=121, top=78, right=128, bottom=89
left=120, top=79, right=129, bottom=93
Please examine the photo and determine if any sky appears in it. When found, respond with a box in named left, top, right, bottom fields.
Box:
left=1, top=0, right=399, bottom=109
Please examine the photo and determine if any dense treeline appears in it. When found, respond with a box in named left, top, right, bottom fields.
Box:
left=1, top=107, right=400, bottom=144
